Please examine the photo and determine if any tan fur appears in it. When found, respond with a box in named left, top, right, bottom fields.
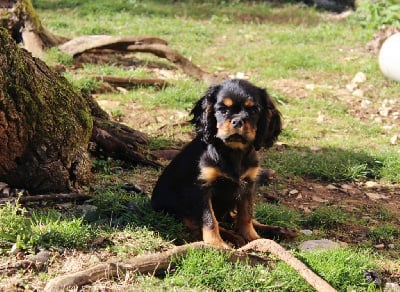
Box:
left=199, top=166, right=226, bottom=184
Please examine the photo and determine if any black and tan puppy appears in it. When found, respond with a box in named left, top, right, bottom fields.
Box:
left=152, top=79, right=298, bottom=248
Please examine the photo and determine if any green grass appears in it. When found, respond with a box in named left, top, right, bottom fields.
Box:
left=0, top=200, right=94, bottom=250
left=31, top=209, right=94, bottom=249
left=369, top=224, right=400, bottom=245
left=297, top=248, right=379, bottom=291
left=166, top=248, right=274, bottom=291
left=302, top=206, right=348, bottom=229
left=255, top=202, right=301, bottom=229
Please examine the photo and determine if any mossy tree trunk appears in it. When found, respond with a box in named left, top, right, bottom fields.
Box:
left=0, top=27, right=92, bottom=193
left=0, top=27, right=159, bottom=194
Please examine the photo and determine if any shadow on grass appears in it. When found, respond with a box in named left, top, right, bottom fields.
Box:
left=86, top=185, right=194, bottom=245
left=262, top=144, right=400, bottom=183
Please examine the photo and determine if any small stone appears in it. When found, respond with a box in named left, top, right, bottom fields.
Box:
left=390, top=135, right=398, bottom=145
left=365, top=192, right=389, bottom=201
left=309, top=145, right=321, bottom=152
left=311, top=195, right=328, bottom=203
left=0, top=182, right=8, bottom=190
left=341, top=184, right=353, bottom=190
left=299, top=239, right=340, bottom=252
left=352, top=72, right=367, bottom=84
left=346, top=83, right=357, bottom=92
left=288, top=189, right=299, bottom=195
left=10, top=243, right=20, bottom=255
left=379, top=107, right=392, bottom=117
left=388, top=244, right=395, bottom=249
left=352, top=89, right=364, bottom=97
left=305, top=84, right=315, bottom=91
left=385, top=282, right=400, bottom=291
left=326, top=184, right=337, bottom=190
left=301, top=230, right=313, bottom=236
left=374, top=243, right=385, bottom=249
left=360, top=99, right=371, bottom=108
left=364, top=181, right=379, bottom=188
left=235, top=72, right=245, bottom=79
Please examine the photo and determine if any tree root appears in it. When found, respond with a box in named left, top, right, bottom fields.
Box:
left=44, top=239, right=336, bottom=292
left=90, top=118, right=161, bottom=168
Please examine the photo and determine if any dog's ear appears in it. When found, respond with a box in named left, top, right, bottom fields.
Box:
left=254, top=88, right=282, bottom=150
left=190, top=84, right=220, bottom=143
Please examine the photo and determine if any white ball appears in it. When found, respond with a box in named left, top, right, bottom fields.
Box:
left=379, top=33, right=400, bottom=82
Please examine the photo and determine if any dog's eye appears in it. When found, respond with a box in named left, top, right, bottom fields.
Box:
left=248, top=105, right=260, bottom=114
left=217, top=105, right=229, bottom=114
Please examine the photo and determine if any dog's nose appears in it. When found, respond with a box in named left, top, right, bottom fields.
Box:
left=231, top=117, right=243, bottom=129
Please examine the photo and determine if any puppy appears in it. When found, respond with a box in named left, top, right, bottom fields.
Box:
left=151, top=79, right=298, bottom=248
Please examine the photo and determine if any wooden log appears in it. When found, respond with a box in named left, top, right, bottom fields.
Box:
left=58, top=35, right=168, bottom=56
left=58, top=35, right=220, bottom=83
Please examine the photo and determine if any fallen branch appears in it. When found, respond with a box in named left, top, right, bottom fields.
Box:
left=0, top=193, right=92, bottom=205
left=0, top=250, right=51, bottom=276
left=58, top=35, right=168, bottom=56
left=238, top=239, right=337, bottom=292
left=92, top=75, right=169, bottom=89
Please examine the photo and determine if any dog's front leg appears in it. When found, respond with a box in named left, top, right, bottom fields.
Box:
left=202, top=194, right=231, bottom=249
left=236, top=181, right=260, bottom=242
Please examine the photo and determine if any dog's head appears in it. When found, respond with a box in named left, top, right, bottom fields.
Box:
left=191, top=79, right=281, bottom=150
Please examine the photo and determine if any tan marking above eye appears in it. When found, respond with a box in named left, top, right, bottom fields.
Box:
left=222, top=97, right=233, bottom=107
left=245, top=98, right=255, bottom=107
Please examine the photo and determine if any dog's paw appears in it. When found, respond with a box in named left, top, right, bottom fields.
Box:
left=254, top=224, right=299, bottom=240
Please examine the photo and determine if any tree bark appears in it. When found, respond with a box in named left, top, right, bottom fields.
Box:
left=0, top=27, right=93, bottom=193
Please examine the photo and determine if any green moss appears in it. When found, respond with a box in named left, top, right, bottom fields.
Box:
left=20, top=0, right=44, bottom=31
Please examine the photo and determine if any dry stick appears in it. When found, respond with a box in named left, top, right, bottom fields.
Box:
left=238, top=239, right=337, bottom=292
left=58, top=35, right=168, bottom=56
left=92, top=75, right=169, bottom=89
left=0, top=193, right=93, bottom=205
